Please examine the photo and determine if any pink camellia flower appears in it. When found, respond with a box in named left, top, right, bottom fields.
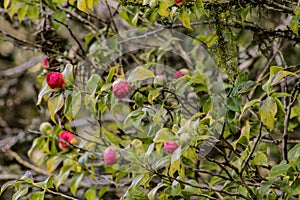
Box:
left=112, top=80, right=130, bottom=99
left=174, top=69, right=189, bottom=79
left=46, top=72, right=65, bottom=89
left=164, top=141, right=179, bottom=154
left=59, top=131, right=77, bottom=149
left=43, top=57, right=49, bottom=68
left=103, top=148, right=117, bottom=165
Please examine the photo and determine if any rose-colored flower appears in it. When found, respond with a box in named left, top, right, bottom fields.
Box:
left=112, top=80, right=130, bottom=99
left=175, top=0, right=183, bottom=3
left=174, top=69, right=189, bottom=79
left=46, top=72, right=65, bottom=89
left=164, top=141, right=179, bottom=154
left=43, top=57, right=49, bottom=68
left=59, top=131, right=76, bottom=149
left=104, top=148, right=117, bottom=165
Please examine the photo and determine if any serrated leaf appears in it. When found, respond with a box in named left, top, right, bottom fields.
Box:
left=70, top=172, right=85, bottom=196
left=128, top=66, right=155, bottom=82
left=259, top=97, right=277, bottom=131
left=179, top=7, right=192, bottom=30
left=85, top=186, right=96, bottom=200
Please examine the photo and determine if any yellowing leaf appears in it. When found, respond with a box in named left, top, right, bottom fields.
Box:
left=77, top=0, right=87, bottom=13
left=158, top=1, right=169, bottom=17
left=4, top=0, right=10, bottom=9
left=86, top=0, right=93, bottom=10
left=48, top=94, right=64, bottom=123
left=259, top=97, right=277, bottom=131
left=128, top=66, right=155, bottom=82
left=179, top=7, right=192, bottom=30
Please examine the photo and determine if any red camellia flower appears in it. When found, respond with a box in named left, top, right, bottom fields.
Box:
left=164, top=141, right=179, bottom=154
left=46, top=72, right=65, bottom=89
left=112, top=80, right=130, bottom=99
left=174, top=69, right=189, bottom=79
left=59, top=131, right=76, bottom=149
left=103, top=148, right=117, bottom=165
left=175, top=0, right=183, bottom=3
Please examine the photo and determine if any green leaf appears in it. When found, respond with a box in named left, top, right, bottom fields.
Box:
left=271, top=70, right=298, bottom=86
left=56, top=164, right=73, bottom=189
left=179, top=7, right=192, bottom=30
left=226, top=96, right=242, bottom=113
left=106, top=66, right=118, bottom=84
left=37, top=80, right=52, bottom=106
left=288, top=143, right=300, bottom=169
left=269, top=163, right=291, bottom=178
left=64, top=91, right=81, bottom=121
left=12, top=186, right=29, bottom=200
left=241, top=99, right=260, bottom=116
left=85, top=186, right=97, bottom=200
left=46, top=156, right=64, bottom=174
left=153, top=128, right=177, bottom=143
left=232, top=121, right=250, bottom=150
left=48, top=94, right=64, bottom=123
left=17, top=4, right=28, bottom=21
left=158, top=1, right=169, bottom=17
left=250, top=152, right=268, bottom=167
left=259, top=97, right=277, bottom=131
left=169, top=146, right=181, bottom=176
left=29, top=191, right=44, bottom=200
left=290, top=15, right=300, bottom=35
left=0, top=180, right=15, bottom=195
left=70, top=172, right=85, bottom=196
left=27, top=5, right=39, bottom=20
left=128, top=66, right=155, bottom=82
left=182, top=180, right=201, bottom=195
left=148, top=183, right=166, bottom=200
left=62, top=64, right=74, bottom=86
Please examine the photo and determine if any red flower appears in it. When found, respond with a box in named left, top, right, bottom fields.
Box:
left=112, top=80, right=130, bottom=99
left=59, top=131, right=76, bottom=149
left=175, top=0, right=183, bottom=3
left=174, top=69, right=189, bottom=79
left=43, top=57, right=49, bottom=68
left=164, top=141, right=179, bottom=154
left=46, top=72, right=65, bottom=89
left=104, top=148, right=117, bottom=165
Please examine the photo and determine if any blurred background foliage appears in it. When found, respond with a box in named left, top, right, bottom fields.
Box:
left=0, top=0, right=300, bottom=199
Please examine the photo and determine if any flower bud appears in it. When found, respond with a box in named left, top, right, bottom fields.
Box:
left=39, top=122, right=52, bottom=134
left=112, top=80, right=130, bottom=99
left=174, top=69, right=189, bottom=79
left=43, top=57, right=49, bottom=68
left=46, top=72, right=65, bottom=89
left=164, top=141, right=179, bottom=154
left=59, top=131, right=77, bottom=149
left=103, top=148, right=117, bottom=165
